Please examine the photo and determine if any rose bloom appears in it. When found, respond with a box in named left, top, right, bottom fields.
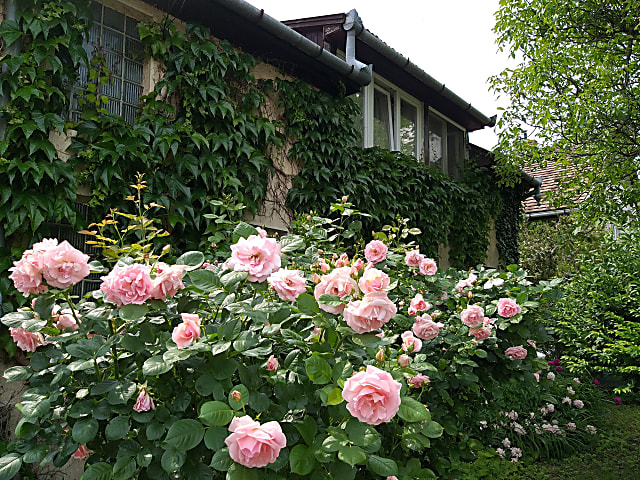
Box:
left=314, top=266, right=358, bottom=314
left=71, top=444, right=93, bottom=460
left=412, top=314, right=444, bottom=340
left=504, top=345, right=528, bottom=360
left=401, top=330, right=423, bottom=353
left=419, top=257, right=437, bottom=276
left=343, top=291, right=397, bottom=334
left=497, top=298, right=522, bottom=318
left=408, top=374, right=430, bottom=388
left=397, top=354, right=410, bottom=367
left=266, top=354, right=279, bottom=371
left=40, top=241, right=90, bottom=290
left=358, top=267, right=390, bottom=294
left=227, top=234, right=281, bottom=282
left=267, top=269, right=307, bottom=301
left=133, top=387, right=155, bottom=412
left=55, top=310, right=79, bottom=331
left=10, top=327, right=46, bottom=352
left=150, top=262, right=187, bottom=300
left=573, top=399, right=584, bottom=409
left=224, top=415, right=286, bottom=468
left=100, top=264, right=154, bottom=307
left=404, top=249, right=424, bottom=268
left=342, top=365, right=402, bottom=425
left=9, top=257, right=47, bottom=297
left=409, top=293, right=429, bottom=312
left=460, top=304, right=485, bottom=328
left=364, top=240, right=388, bottom=264
left=172, top=313, right=201, bottom=348
left=468, top=324, right=492, bottom=341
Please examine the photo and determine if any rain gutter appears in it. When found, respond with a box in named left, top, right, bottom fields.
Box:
left=521, top=171, right=543, bottom=204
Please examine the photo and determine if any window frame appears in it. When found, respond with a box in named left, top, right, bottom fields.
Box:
left=427, top=107, right=468, bottom=177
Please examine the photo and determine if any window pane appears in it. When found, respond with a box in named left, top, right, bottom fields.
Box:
left=373, top=89, right=392, bottom=149
left=400, top=100, right=417, bottom=157
left=428, top=113, right=445, bottom=169
left=350, top=91, right=363, bottom=147
left=447, top=126, right=465, bottom=179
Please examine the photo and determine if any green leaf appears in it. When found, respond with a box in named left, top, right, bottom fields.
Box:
left=326, top=388, right=344, bottom=405
left=81, top=462, right=112, bottom=480
left=33, top=294, right=55, bottom=320
left=23, top=444, right=48, bottom=464
left=228, top=384, right=249, bottom=409
left=227, top=463, right=260, bottom=480
left=161, top=447, right=185, bottom=473
left=296, top=293, right=319, bottom=315
left=304, top=355, right=332, bottom=384
left=289, top=444, right=316, bottom=475
left=188, top=269, right=219, bottom=291
left=295, top=416, right=317, bottom=446
left=345, top=420, right=380, bottom=451
left=220, top=270, right=248, bottom=288
left=367, top=455, right=398, bottom=476
left=146, top=422, right=165, bottom=441
left=176, top=251, right=205, bottom=270
left=105, top=416, right=130, bottom=441
left=113, top=456, right=136, bottom=480
left=338, top=445, right=367, bottom=467
left=72, top=418, right=99, bottom=444
left=279, top=235, right=305, bottom=253
left=232, top=222, right=259, bottom=242
left=317, top=294, right=343, bottom=307
left=199, top=401, right=234, bottom=426
left=142, top=356, right=173, bottom=376
left=0, top=454, right=22, bottom=480
left=3, top=366, right=32, bottom=381
left=398, top=397, right=431, bottom=423
left=421, top=420, right=444, bottom=438
left=164, top=419, right=204, bottom=451
left=204, top=426, right=228, bottom=450
left=210, top=447, right=233, bottom=471
left=119, top=304, right=148, bottom=321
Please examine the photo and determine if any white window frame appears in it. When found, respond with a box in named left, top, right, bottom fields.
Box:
left=427, top=107, right=467, bottom=176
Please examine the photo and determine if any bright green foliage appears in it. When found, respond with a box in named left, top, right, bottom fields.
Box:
left=492, top=0, right=640, bottom=227
left=553, top=231, right=640, bottom=383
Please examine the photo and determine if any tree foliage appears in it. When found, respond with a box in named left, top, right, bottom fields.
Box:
left=492, top=0, right=640, bottom=227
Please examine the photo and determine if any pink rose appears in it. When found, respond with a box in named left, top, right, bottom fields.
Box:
left=497, top=298, right=522, bottom=318
left=419, top=258, right=437, bottom=276
left=266, top=355, right=279, bottom=371
left=314, top=267, right=358, bottom=314
left=455, top=273, right=478, bottom=292
left=225, top=416, right=286, bottom=468
left=55, top=310, right=79, bottom=331
left=460, top=305, right=485, bottom=328
left=412, top=314, right=444, bottom=340
left=9, top=327, right=46, bottom=352
left=150, top=263, right=186, bottom=300
left=504, top=345, right=528, bottom=360
left=404, top=249, right=424, bottom=268
left=172, top=314, right=201, bottom=348
left=364, top=240, right=388, bottom=264
left=409, top=293, right=429, bottom=312
left=227, top=235, right=281, bottom=282
left=358, top=267, right=390, bottom=294
left=267, top=269, right=307, bottom=301
left=256, top=227, right=268, bottom=238
left=387, top=477, right=399, bottom=480
left=40, top=241, right=90, bottom=290
left=408, top=374, right=430, bottom=388
left=342, top=365, right=402, bottom=425
left=343, top=292, right=397, bottom=334
left=468, top=324, right=492, bottom=341
left=9, top=257, right=47, bottom=296
left=401, top=331, right=423, bottom=353
left=397, top=354, right=410, bottom=367
left=133, top=387, right=155, bottom=412
left=100, top=264, right=153, bottom=307
left=71, top=444, right=93, bottom=460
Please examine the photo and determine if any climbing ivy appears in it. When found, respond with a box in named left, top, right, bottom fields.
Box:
left=495, top=184, right=526, bottom=266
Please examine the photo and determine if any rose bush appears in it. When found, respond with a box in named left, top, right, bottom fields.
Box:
left=0, top=196, right=559, bottom=480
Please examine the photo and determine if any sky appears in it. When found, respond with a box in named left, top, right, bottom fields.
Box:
left=254, top=0, right=512, bottom=150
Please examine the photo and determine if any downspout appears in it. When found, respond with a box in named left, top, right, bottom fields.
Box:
left=0, top=0, right=20, bottom=249
left=343, top=10, right=369, bottom=73
left=521, top=171, right=542, bottom=204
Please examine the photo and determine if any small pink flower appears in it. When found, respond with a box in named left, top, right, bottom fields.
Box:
left=504, top=346, right=528, bottom=360
left=41, top=241, right=90, bottom=290
left=314, top=267, right=358, bottom=314
left=100, top=264, right=154, bottom=307
left=409, top=293, right=429, bottom=312
left=419, top=257, right=437, bottom=276
left=342, top=365, right=402, bottom=425
left=352, top=258, right=365, bottom=273
left=9, top=327, right=46, bottom=352
left=71, top=444, right=93, bottom=460
left=358, top=267, right=390, bottom=294
left=375, top=348, right=385, bottom=363
left=150, top=263, right=186, bottom=300
left=497, top=298, right=522, bottom=318
left=343, top=291, right=397, bottom=334
left=227, top=234, right=281, bottom=282
left=171, top=314, right=201, bottom=348
left=412, top=314, right=444, bottom=340
left=592, top=378, right=600, bottom=386
left=573, top=399, right=584, bottom=409
left=364, top=240, right=388, bottom=264
left=401, top=331, right=422, bottom=353
left=256, top=227, right=268, bottom=239
left=527, top=339, right=537, bottom=349
left=231, top=390, right=242, bottom=402
left=225, top=416, right=286, bottom=468
left=460, top=305, right=485, bottom=328
left=397, top=354, right=410, bottom=367
left=133, top=387, right=155, bottom=412
left=404, top=249, right=424, bottom=268
left=468, top=323, right=492, bottom=341
left=268, top=269, right=307, bottom=301
left=266, top=355, right=279, bottom=372
left=407, top=374, right=430, bottom=388
left=55, top=310, right=79, bottom=331
left=614, top=397, right=621, bottom=405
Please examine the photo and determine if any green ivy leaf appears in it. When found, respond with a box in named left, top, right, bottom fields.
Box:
left=164, top=419, right=204, bottom=451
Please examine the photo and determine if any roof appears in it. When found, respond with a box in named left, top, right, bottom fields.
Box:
left=523, top=163, right=577, bottom=218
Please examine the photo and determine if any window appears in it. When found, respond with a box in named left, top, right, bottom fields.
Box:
left=71, top=2, right=145, bottom=124
left=427, top=110, right=466, bottom=178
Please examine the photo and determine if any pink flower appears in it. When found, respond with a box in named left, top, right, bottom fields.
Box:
left=572, top=399, right=584, bottom=409
left=592, top=378, right=600, bottom=386
left=497, top=298, right=522, bottom=318
left=460, top=305, right=485, bottom=328
left=397, top=354, right=410, bottom=367
left=468, top=324, right=492, bottom=341
left=504, top=346, right=528, bottom=360
left=408, top=374, right=430, bottom=388
left=314, top=267, right=358, bottom=314
left=266, top=355, right=279, bottom=371
left=171, top=313, right=201, bottom=348
left=533, top=371, right=541, bottom=382
left=419, top=257, right=437, bottom=276
left=227, top=234, right=281, bottom=282
left=100, top=264, right=153, bottom=307
left=9, top=327, right=46, bottom=352
left=358, top=268, right=390, bottom=294
left=150, top=263, right=186, bottom=300
left=256, top=227, right=268, bottom=239
left=455, top=273, right=477, bottom=292
left=9, top=258, right=47, bottom=296
left=387, top=477, right=399, bottom=480
left=71, top=444, right=93, bottom=460
left=133, top=387, right=155, bottom=412
left=343, top=291, right=397, bottom=334
left=41, top=241, right=90, bottom=290
left=404, top=249, right=424, bottom=268
left=364, top=240, right=388, bottom=264
left=342, top=365, right=402, bottom=425
left=409, top=293, right=429, bottom=312
left=55, top=310, right=79, bottom=331
left=614, top=397, right=621, bottom=405
left=267, top=269, right=307, bottom=301
left=224, top=416, right=286, bottom=468
left=412, top=314, right=444, bottom=340
left=401, top=331, right=423, bottom=353
left=231, top=390, right=242, bottom=402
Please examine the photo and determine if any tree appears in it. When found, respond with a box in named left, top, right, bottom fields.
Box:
left=491, top=0, right=640, bottom=227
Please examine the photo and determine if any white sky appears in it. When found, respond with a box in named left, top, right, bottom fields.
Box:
left=254, top=0, right=512, bottom=150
